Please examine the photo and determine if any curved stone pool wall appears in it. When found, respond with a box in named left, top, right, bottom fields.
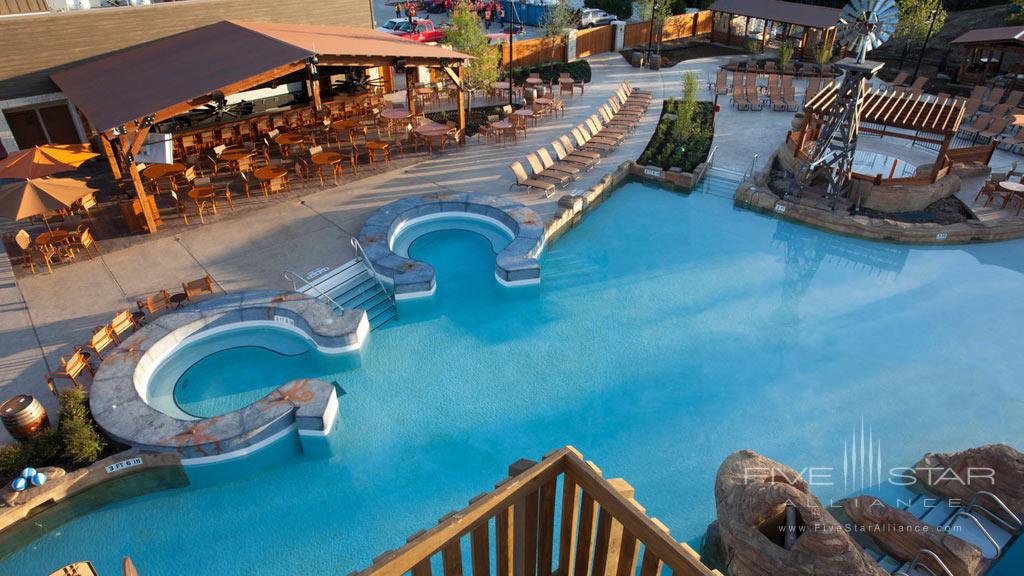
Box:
left=89, top=291, right=368, bottom=463
left=357, top=192, right=545, bottom=298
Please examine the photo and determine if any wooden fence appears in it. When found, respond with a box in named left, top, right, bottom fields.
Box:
left=354, top=447, right=723, bottom=576
left=503, top=10, right=712, bottom=67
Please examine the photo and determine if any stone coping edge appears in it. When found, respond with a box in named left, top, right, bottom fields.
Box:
left=357, top=192, right=545, bottom=298
left=546, top=161, right=633, bottom=245
left=0, top=450, right=187, bottom=544
left=734, top=171, right=1024, bottom=244
left=89, top=291, right=368, bottom=460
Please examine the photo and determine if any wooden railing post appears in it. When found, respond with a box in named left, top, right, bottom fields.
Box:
left=538, top=478, right=557, bottom=576
left=572, top=462, right=602, bottom=576
left=510, top=459, right=539, bottom=576
left=557, top=474, right=581, bottom=576
left=442, top=540, right=463, bottom=576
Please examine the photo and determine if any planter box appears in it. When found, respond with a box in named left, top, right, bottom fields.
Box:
left=630, top=161, right=710, bottom=190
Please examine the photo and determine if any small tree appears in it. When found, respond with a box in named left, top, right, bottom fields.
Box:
left=635, top=0, right=673, bottom=51
left=584, top=0, right=632, bottom=21
left=445, top=1, right=501, bottom=113
left=778, top=41, right=794, bottom=71
left=542, top=0, right=579, bottom=61
left=894, top=0, right=946, bottom=68
left=814, top=39, right=833, bottom=70
left=745, top=38, right=759, bottom=59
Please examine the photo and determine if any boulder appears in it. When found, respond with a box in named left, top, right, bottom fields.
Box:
left=842, top=495, right=984, bottom=576
left=914, top=444, right=1024, bottom=514
left=713, top=450, right=887, bottom=576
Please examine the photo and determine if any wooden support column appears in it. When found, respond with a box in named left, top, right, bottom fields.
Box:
left=931, top=135, right=952, bottom=181
left=123, top=126, right=157, bottom=233
left=556, top=475, right=580, bottom=576
left=99, top=134, right=122, bottom=180
left=308, top=60, right=322, bottom=113
left=456, top=66, right=467, bottom=145
left=406, top=67, right=418, bottom=114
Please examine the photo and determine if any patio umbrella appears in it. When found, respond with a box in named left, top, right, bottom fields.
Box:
left=0, top=177, right=99, bottom=227
left=0, top=144, right=99, bottom=179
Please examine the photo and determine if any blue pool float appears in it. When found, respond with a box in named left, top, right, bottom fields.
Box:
left=31, top=472, right=47, bottom=486
left=10, top=477, right=27, bottom=492
left=19, top=467, right=35, bottom=479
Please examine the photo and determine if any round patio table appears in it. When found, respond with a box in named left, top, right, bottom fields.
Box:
left=381, top=110, right=413, bottom=120
left=525, top=77, right=544, bottom=86
left=188, top=187, right=217, bottom=202
left=332, top=119, right=362, bottom=129
left=142, top=163, right=185, bottom=180
left=534, top=97, right=552, bottom=106
left=35, top=230, right=69, bottom=247
left=998, top=180, right=1024, bottom=208
left=219, top=150, right=253, bottom=162
left=492, top=81, right=513, bottom=91
left=311, top=151, right=343, bottom=184
left=513, top=108, right=534, bottom=117
left=254, top=166, right=288, bottom=181
left=414, top=124, right=449, bottom=137
left=274, top=133, right=303, bottom=157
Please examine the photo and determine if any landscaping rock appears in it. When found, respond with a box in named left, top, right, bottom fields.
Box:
left=842, top=495, right=983, bottom=576
left=914, top=444, right=1024, bottom=514
left=713, top=450, right=886, bottom=576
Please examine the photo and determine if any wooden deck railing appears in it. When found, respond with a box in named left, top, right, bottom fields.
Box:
left=353, top=447, right=721, bottom=576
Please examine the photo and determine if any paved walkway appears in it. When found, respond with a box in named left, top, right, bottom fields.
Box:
left=0, top=51, right=1018, bottom=443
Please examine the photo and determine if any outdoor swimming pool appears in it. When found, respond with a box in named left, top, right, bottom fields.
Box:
left=5, top=176, right=1024, bottom=575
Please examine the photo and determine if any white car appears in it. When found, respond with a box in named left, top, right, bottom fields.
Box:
left=579, top=8, right=614, bottom=28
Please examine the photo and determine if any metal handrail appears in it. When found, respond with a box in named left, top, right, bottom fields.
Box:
left=894, top=549, right=954, bottom=576
left=706, top=145, right=718, bottom=169
left=283, top=269, right=345, bottom=313
left=744, top=153, right=759, bottom=179
left=963, top=491, right=1023, bottom=534
left=350, top=237, right=395, bottom=308
left=944, top=511, right=1002, bottom=559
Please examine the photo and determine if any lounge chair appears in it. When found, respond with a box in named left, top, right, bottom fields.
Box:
left=137, top=289, right=173, bottom=317
left=960, top=115, right=994, bottom=143
left=769, top=80, right=786, bottom=111
left=47, top=350, right=94, bottom=394
left=599, top=106, right=635, bottom=132
left=962, top=97, right=982, bottom=118
left=581, top=121, right=621, bottom=146
left=715, top=69, right=729, bottom=95
left=783, top=83, right=799, bottom=112
left=968, top=85, right=987, bottom=101
left=980, top=117, right=1011, bottom=142
left=983, top=87, right=1006, bottom=110
left=608, top=99, right=642, bottom=120
left=746, top=84, right=763, bottom=111
left=525, top=153, right=572, bottom=186
left=589, top=115, right=627, bottom=140
left=559, top=135, right=602, bottom=160
left=572, top=127, right=613, bottom=154
left=732, top=83, right=750, bottom=110
left=551, top=140, right=599, bottom=170
left=79, top=325, right=117, bottom=363
left=110, top=309, right=140, bottom=342
left=183, top=274, right=215, bottom=301
left=1005, top=90, right=1024, bottom=108
left=510, top=162, right=555, bottom=196
left=536, top=148, right=580, bottom=179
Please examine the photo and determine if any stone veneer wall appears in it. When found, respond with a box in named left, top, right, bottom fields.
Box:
left=90, top=291, right=367, bottom=460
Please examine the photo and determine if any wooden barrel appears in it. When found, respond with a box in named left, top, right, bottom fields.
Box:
left=1, top=395, right=49, bottom=441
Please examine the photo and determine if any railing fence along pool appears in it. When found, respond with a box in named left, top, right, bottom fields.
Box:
left=353, top=447, right=721, bottom=576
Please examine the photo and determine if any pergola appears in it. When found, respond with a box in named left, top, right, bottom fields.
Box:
left=951, top=25, right=1024, bottom=85
left=708, top=0, right=841, bottom=60
left=51, top=20, right=471, bottom=233
left=790, top=86, right=966, bottom=184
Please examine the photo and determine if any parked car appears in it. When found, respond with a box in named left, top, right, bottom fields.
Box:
left=375, top=17, right=446, bottom=43
left=579, top=8, right=614, bottom=28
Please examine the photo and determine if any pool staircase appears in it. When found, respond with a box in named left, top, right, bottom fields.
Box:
left=702, top=167, right=744, bottom=199
left=287, top=241, right=397, bottom=330
left=863, top=488, right=1022, bottom=576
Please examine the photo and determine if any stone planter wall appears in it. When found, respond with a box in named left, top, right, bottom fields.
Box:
left=629, top=161, right=710, bottom=190
left=545, top=161, right=632, bottom=244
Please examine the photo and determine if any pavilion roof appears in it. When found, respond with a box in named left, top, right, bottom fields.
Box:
left=804, top=85, right=965, bottom=136
left=952, top=26, right=1024, bottom=47
left=708, top=0, right=842, bottom=30
left=51, top=20, right=470, bottom=133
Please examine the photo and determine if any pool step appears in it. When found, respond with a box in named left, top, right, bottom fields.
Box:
left=300, top=260, right=398, bottom=331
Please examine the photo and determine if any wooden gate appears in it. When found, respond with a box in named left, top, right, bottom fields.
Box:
left=576, top=25, right=615, bottom=58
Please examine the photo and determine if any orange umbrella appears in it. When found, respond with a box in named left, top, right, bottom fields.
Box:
left=0, top=144, right=99, bottom=179
left=0, top=177, right=98, bottom=222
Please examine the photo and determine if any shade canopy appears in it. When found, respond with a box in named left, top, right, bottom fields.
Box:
left=952, top=26, right=1024, bottom=47
left=0, top=177, right=98, bottom=221
left=0, top=144, right=99, bottom=180
left=51, top=20, right=472, bottom=134
left=804, top=87, right=965, bottom=136
left=708, top=0, right=842, bottom=30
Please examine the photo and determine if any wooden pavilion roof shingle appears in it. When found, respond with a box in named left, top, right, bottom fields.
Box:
left=803, top=85, right=965, bottom=136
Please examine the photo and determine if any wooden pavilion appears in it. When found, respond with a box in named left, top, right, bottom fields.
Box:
left=51, top=20, right=471, bottom=234
left=788, top=86, right=970, bottom=185
left=708, top=0, right=841, bottom=60
left=951, top=26, right=1024, bottom=86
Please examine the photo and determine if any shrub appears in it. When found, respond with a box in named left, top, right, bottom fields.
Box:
left=512, top=60, right=591, bottom=85
left=60, top=418, right=105, bottom=465
left=0, top=444, right=29, bottom=479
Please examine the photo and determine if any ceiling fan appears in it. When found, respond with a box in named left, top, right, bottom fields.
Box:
left=191, top=91, right=253, bottom=121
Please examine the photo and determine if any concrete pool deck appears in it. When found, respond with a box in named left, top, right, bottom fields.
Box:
left=0, top=51, right=1021, bottom=443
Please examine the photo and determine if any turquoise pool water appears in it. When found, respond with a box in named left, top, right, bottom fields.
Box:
left=6, top=176, right=1024, bottom=575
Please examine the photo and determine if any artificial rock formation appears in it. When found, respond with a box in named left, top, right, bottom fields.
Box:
left=712, top=450, right=886, bottom=576
left=914, top=444, right=1024, bottom=514
left=842, top=495, right=983, bottom=576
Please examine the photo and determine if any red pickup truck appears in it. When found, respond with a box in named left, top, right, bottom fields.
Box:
left=376, top=18, right=445, bottom=43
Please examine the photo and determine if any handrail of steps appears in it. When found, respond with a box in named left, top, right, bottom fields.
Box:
left=283, top=269, right=345, bottom=313
left=961, top=491, right=1023, bottom=534
left=895, top=549, right=955, bottom=576
left=944, top=511, right=1003, bottom=559
left=350, top=237, right=395, bottom=313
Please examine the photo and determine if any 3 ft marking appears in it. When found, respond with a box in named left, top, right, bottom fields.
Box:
left=274, top=315, right=295, bottom=326
left=644, top=168, right=662, bottom=178
left=105, top=457, right=143, bottom=474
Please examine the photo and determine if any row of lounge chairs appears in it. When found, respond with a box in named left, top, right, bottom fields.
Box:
left=881, top=72, right=929, bottom=95
left=510, top=82, right=651, bottom=196
left=46, top=275, right=217, bottom=395
left=723, top=70, right=811, bottom=112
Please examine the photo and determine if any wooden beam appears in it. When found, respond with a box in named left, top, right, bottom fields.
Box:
left=98, top=133, right=122, bottom=181
left=456, top=65, right=467, bottom=145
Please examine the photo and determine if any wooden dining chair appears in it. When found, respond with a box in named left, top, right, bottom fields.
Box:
left=71, top=227, right=100, bottom=259
left=13, top=230, right=39, bottom=274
